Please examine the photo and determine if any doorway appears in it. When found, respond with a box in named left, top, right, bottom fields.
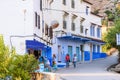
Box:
left=80, top=45, right=84, bottom=61
left=68, top=46, right=73, bottom=61
left=27, top=49, right=41, bottom=59
left=76, top=47, right=80, bottom=61
left=58, top=45, right=62, bottom=62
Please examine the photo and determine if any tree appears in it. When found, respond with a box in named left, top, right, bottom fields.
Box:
left=0, top=35, right=10, bottom=78
left=102, top=0, right=120, bottom=53
left=105, top=10, right=115, bottom=21
left=0, top=35, right=39, bottom=80
left=103, top=18, right=120, bottom=61
left=8, top=54, right=39, bottom=80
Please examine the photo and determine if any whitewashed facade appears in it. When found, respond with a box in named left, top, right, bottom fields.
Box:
left=0, top=0, right=52, bottom=57
left=43, top=0, right=106, bottom=63
left=0, top=0, right=106, bottom=65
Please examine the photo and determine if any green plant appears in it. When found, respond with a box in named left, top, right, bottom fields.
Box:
left=102, top=19, right=108, bottom=26
left=105, top=10, right=115, bottom=21
left=8, top=54, right=39, bottom=80
left=103, top=18, right=120, bottom=61
left=0, top=35, right=39, bottom=80
left=0, top=35, right=10, bottom=78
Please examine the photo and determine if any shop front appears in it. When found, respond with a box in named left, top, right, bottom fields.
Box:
left=56, top=34, right=107, bottom=63
left=25, top=40, right=52, bottom=63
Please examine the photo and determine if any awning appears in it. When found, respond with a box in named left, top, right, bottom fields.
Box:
left=26, top=40, right=51, bottom=50
left=57, top=35, right=105, bottom=45
left=57, top=35, right=91, bottom=42
left=87, top=39, right=106, bottom=45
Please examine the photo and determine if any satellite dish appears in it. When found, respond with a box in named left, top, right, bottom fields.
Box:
left=51, top=20, right=59, bottom=29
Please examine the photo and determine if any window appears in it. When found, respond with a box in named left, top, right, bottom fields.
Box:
left=90, top=24, right=95, bottom=36
left=63, top=12, right=68, bottom=29
left=42, top=20, right=44, bottom=33
left=71, top=0, right=75, bottom=8
left=80, top=25, right=83, bottom=33
left=85, top=29, right=88, bottom=35
left=45, top=24, right=48, bottom=35
left=49, top=27, right=53, bottom=39
left=86, top=6, right=89, bottom=15
left=63, top=0, right=66, bottom=5
left=97, top=45, right=100, bottom=52
left=93, top=26, right=95, bottom=36
left=71, top=15, right=77, bottom=31
left=71, top=22, right=75, bottom=31
left=63, top=20, right=67, bottom=29
left=80, top=18, right=85, bottom=34
left=97, top=27, right=101, bottom=38
left=35, top=12, right=37, bottom=27
left=40, top=0, right=42, bottom=11
left=38, top=15, right=40, bottom=29
left=93, top=45, right=96, bottom=52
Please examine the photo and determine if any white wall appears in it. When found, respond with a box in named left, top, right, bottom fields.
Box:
left=48, top=0, right=102, bottom=61
left=49, top=0, right=101, bottom=39
left=0, top=0, right=34, bottom=54
left=52, top=39, right=84, bottom=55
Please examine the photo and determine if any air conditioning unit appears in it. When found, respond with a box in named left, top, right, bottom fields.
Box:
left=66, top=32, right=71, bottom=36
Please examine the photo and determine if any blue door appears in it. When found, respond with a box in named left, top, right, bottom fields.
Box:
left=42, top=50, right=46, bottom=58
left=68, top=46, right=73, bottom=61
left=76, top=47, right=80, bottom=61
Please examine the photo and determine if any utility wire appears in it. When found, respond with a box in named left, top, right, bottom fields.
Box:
left=43, top=8, right=89, bottom=14
left=43, top=8, right=106, bottom=14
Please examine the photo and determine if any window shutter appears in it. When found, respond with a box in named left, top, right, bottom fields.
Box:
left=71, top=0, right=75, bottom=8
left=49, top=27, right=53, bottom=39
left=63, top=20, right=67, bottom=29
left=38, top=15, right=40, bottom=29
left=35, top=12, right=37, bottom=27
left=40, top=0, right=42, bottom=11
left=45, top=24, right=48, bottom=35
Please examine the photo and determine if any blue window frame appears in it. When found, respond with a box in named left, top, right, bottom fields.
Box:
left=93, top=45, right=96, bottom=52
left=86, top=6, right=89, bottom=15
left=71, top=0, right=75, bottom=8
left=97, top=45, right=100, bottom=52
left=93, top=26, right=95, bottom=36
left=90, top=26, right=92, bottom=36
left=40, top=0, right=42, bottom=11
left=97, top=27, right=101, bottom=38
left=90, top=24, right=95, bottom=36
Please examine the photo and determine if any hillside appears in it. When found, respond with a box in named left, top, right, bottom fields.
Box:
left=86, top=0, right=115, bottom=17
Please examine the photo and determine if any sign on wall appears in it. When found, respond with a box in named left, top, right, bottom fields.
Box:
left=116, top=33, right=120, bottom=45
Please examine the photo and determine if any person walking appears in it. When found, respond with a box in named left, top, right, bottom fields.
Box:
left=44, top=56, right=51, bottom=72
left=52, top=54, right=57, bottom=71
left=73, top=54, right=77, bottom=68
left=65, top=54, right=70, bottom=68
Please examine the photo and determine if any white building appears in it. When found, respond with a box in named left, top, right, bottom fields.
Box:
left=0, top=0, right=52, bottom=59
left=43, top=0, right=106, bottom=64
left=0, top=0, right=106, bottom=65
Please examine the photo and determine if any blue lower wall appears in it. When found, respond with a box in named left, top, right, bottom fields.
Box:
left=92, top=52, right=107, bottom=60
left=84, top=51, right=107, bottom=61
left=84, top=51, right=90, bottom=61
